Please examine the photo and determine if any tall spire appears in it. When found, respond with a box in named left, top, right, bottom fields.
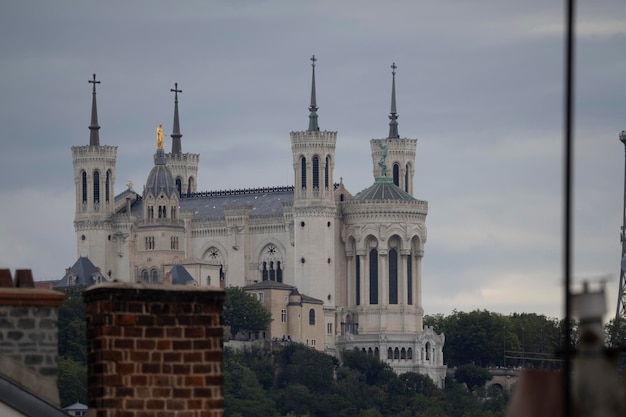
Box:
left=88, top=74, right=101, bottom=146
left=170, top=82, right=183, bottom=154
left=388, top=63, right=399, bottom=139
left=307, top=55, right=319, bottom=132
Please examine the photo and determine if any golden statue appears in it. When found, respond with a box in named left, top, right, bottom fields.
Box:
left=156, top=124, right=165, bottom=150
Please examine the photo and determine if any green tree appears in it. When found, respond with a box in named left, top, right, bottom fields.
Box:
left=604, top=317, right=626, bottom=349
left=224, top=350, right=276, bottom=417
left=56, top=286, right=87, bottom=365
left=454, top=364, right=492, bottom=391
left=222, top=286, right=272, bottom=337
left=57, top=357, right=87, bottom=407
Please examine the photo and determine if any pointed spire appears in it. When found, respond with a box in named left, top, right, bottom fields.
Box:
left=388, top=63, right=399, bottom=139
left=170, top=82, right=183, bottom=154
left=307, top=55, right=320, bottom=132
left=88, top=74, right=101, bottom=146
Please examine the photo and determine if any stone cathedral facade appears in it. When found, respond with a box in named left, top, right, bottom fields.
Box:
left=69, top=62, right=446, bottom=385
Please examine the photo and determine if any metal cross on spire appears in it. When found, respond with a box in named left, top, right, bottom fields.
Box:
left=171, top=82, right=182, bottom=102
left=88, top=73, right=101, bottom=146
left=89, top=73, right=100, bottom=93
left=170, top=82, right=183, bottom=154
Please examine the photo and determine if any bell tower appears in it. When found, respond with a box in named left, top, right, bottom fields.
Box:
left=290, top=56, right=338, bottom=308
left=163, top=82, right=199, bottom=196
left=370, top=63, right=417, bottom=195
left=71, top=74, right=117, bottom=277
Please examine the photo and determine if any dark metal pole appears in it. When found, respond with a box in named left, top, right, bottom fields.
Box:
left=563, top=0, right=575, bottom=415
left=616, top=132, right=626, bottom=320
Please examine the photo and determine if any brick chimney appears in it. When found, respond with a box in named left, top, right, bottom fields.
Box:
left=0, top=268, right=66, bottom=405
left=84, top=282, right=225, bottom=417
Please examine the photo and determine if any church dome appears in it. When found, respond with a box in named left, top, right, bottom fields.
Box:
left=145, top=150, right=176, bottom=198
left=353, top=176, right=416, bottom=202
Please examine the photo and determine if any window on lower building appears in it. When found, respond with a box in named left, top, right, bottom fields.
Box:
left=311, top=339, right=316, bottom=347
left=327, top=323, right=332, bottom=334
left=281, top=309, right=287, bottom=323
left=309, top=308, right=315, bottom=325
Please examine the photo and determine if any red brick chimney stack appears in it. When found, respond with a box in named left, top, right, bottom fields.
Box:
left=84, top=282, right=225, bottom=417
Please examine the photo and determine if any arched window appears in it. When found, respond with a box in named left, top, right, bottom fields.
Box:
left=93, top=170, right=100, bottom=203
left=150, top=269, right=158, bottom=284
left=260, top=244, right=283, bottom=283
left=405, top=163, right=410, bottom=193
left=176, top=178, right=182, bottom=197
left=325, top=156, right=330, bottom=189
left=309, top=308, right=315, bottom=325
left=262, top=262, right=268, bottom=281
left=141, top=270, right=149, bottom=283
left=81, top=171, right=87, bottom=203
left=393, top=163, right=400, bottom=187
left=388, top=347, right=393, bottom=360
left=407, top=249, right=413, bottom=305
left=368, top=348, right=373, bottom=356
left=389, top=247, right=398, bottom=304
left=105, top=170, right=111, bottom=203
left=394, top=348, right=400, bottom=360
left=300, top=157, right=307, bottom=189
left=407, top=348, right=413, bottom=360
left=355, top=254, right=361, bottom=306
left=369, top=247, right=378, bottom=305
left=425, top=342, right=431, bottom=360
left=340, top=194, right=345, bottom=202
left=401, top=348, right=406, bottom=359
left=375, top=347, right=380, bottom=359
left=312, top=156, right=320, bottom=189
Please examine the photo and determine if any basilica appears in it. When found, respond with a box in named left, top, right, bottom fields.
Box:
left=67, top=60, right=446, bottom=385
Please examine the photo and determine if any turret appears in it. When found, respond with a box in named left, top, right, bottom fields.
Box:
left=163, top=82, right=199, bottom=196
left=71, top=74, right=117, bottom=278
left=370, top=63, right=417, bottom=195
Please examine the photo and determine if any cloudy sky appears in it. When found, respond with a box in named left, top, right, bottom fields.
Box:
left=1, top=1, right=625, bottom=319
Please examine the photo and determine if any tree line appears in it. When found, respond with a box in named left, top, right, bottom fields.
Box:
left=55, top=285, right=626, bottom=410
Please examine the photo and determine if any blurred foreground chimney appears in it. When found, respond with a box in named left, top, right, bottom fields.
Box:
left=84, top=282, right=225, bottom=417
left=0, top=268, right=66, bottom=405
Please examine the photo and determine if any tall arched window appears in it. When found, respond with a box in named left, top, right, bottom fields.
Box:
left=393, top=163, right=400, bottom=187
left=355, top=254, right=361, bottom=306
left=309, top=309, right=316, bottom=325
left=93, top=170, right=100, bottom=203
left=405, top=163, right=410, bottom=193
left=369, top=248, right=378, bottom=305
left=188, top=177, right=194, bottom=195
left=276, top=261, right=283, bottom=283
left=262, top=262, right=268, bottom=281
left=407, top=251, right=413, bottom=305
left=141, top=270, right=149, bottom=283
left=325, top=156, right=330, bottom=189
left=387, top=347, right=393, bottom=359
left=312, top=156, right=320, bottom=189
left=150, top=269, right=158, bottom=284
left=81, top=171, right=87, bottom=204
left=176, top=178, right=182, bottom=197
left=300, top=157, right=307, bottom=189
left=425, top=342, right=431, bottom=360
left=105, top=170, right=111, bottom=203
left=389, top=247, right=398, bottom=304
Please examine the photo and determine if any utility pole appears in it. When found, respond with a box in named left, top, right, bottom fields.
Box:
left=616, top=131, right=626, bottom=320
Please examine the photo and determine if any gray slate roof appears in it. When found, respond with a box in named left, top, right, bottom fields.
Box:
left=56, top=256, right=103, bottom=288
left=131, top=186, right=295, bottom=220
left=169, top=264, right=197, bottom=285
